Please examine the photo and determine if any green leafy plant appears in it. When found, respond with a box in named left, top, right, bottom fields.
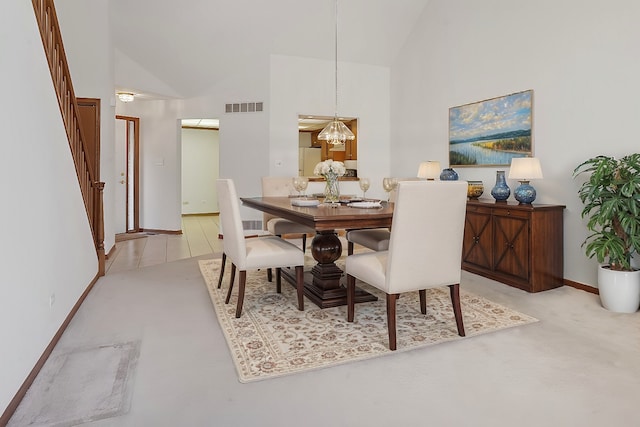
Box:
left=573, top=154, right=640, bottom=271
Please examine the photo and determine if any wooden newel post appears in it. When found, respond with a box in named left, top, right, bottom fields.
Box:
left=93, top=181, right=106, bottom=276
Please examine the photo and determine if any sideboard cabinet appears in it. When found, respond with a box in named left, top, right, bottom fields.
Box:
left=462, top=199, right=565, bottom=292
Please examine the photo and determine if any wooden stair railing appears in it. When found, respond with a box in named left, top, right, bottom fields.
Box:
left=32, top=0, right=106, bottom=275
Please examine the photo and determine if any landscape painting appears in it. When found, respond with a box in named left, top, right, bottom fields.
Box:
left=449, top=90, right=533, bottom=167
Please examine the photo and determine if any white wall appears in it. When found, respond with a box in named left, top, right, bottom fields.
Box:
left=391, top=0, right=640, bottom=288
left=0, top=1, right=98, bottom=412
left=181, top=128, right=219, bottom=214
left=115, top=48, right=182, bottom=99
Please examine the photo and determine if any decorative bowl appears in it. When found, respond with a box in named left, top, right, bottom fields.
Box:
left=467, top=181, right=484, bottom=199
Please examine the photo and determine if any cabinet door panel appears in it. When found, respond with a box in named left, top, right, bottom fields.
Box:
left=493, top=215, right=529, bottom=281
left=463, top=210, right=492, bottom=269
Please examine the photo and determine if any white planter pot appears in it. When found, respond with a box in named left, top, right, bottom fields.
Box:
left=597, top=265, right=640, bottom=313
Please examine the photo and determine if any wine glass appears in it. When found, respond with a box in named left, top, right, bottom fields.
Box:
left=382, top=177, right=396, bottom=202
left=298, top=176, right=308, bottom=197
left=391, top=178, right=398, bottom=190
left=359, top=178, right=370, bottom=200
left=292, top=177, right=304, bottom=197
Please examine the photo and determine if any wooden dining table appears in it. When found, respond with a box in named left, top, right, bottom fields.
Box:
left=240, top=197, right=394, bottom=309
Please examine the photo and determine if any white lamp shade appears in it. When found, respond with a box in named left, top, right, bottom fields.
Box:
left=417, top=161, right=441, bottom=180
left=508, top=157, right=543, bottom=180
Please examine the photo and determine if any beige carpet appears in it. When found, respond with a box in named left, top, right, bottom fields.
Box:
left=199, top=258, right=538, bottom=383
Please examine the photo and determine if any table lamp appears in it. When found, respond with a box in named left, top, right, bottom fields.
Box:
left=508, top=157, right=543, bottom=204
left=417, top=161, right=441, bottom=180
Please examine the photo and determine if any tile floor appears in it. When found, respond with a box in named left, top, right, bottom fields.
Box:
left=105, top=215, right=224, bottom=274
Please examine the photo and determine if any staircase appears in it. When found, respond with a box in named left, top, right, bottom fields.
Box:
left=31, top=0, right=106, bottom=275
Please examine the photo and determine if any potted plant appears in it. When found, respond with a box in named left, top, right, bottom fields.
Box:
left=573, top=153, right=640, bottom=312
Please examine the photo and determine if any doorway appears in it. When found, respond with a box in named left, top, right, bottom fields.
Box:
left=115, top=115, right=140, bottom=233
left=181, top=119, right=220, bottom=215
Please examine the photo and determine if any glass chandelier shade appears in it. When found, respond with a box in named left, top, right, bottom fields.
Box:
left=318, top=119, right=355, bottom=145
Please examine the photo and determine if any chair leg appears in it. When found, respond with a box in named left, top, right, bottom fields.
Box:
left=235, top=271, right=247, bottom=318
left=347, top=241, right=354, bottom=255
left=268, top=235, right=283, bottom=283
left=346, top=274, right=356, bottom=322
left=419, top=289, right=427, bottom=314
left=302, top=234, right=307, bottom=253
left=295, top=265, right=304, bottom=311
left=449, top=284, right=465, bottom=337
left=225, top=263, right=237, bottom=304
left=386, top=294, right=398, bottom=351
left=275, top=267, right=282, bottom=293
left=217, top=252, right=227, bottom=289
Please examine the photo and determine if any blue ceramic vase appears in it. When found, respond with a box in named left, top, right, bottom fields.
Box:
left=514, top=181, right=536, bottom=204
left=491, top=170, right=510, bottom=201
left=439, top=168, right=459, bottom=181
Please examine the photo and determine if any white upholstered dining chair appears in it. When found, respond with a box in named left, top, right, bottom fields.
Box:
left=216, top=229, right=270, bottom=290
left=346, top=180, right=468, bottom=350
left=262, top=176, right=316, bottom=280
left=217, top=179, right=305, bottom=318
left=346, top=183, right=398, bottom=255
left=346, top=228, right=390, bottom=255
left=262, top=176, right=315, bottom=247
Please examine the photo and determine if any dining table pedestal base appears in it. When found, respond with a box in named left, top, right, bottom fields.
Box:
left=282, top=231, right=378, bottom=309
left=304, top=271, right=378, bottom=309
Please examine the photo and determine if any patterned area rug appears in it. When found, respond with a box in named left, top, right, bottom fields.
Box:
left=199, top=258, right=537, bottom=383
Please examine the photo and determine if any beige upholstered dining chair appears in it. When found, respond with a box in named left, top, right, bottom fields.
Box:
left=262, top=176, right=315, bottom=247
left=346, top=183, right=398, bottom=255
left=217, top=179, right=305, bottom=318
left=346, top=228, right=390, bottom=255
left=262, top=176, right=316, bottom=280
left=346, top=180, right=468, bottom=350
left=216, top=228, right=270, bottom=290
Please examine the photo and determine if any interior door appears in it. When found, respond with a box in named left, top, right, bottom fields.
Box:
left=77, top=98, right=100, bottom=179
left=115, top=116, right=140, bottom=234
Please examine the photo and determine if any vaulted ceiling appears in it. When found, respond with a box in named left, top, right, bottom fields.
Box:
left=110, top=0, right=430, bottom=98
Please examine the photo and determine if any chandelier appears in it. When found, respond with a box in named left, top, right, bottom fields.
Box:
left=318, top=0, right=355, bottom=145
left=117, top=92, right=135, bottom=102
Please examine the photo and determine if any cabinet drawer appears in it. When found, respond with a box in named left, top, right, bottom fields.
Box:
left=466, top=205, right=492, bottom=215
left=491, top=208, right=530, bottom=219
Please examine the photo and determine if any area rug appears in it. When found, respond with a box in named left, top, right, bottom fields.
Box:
left=199, top=258, right=537, bottom=383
